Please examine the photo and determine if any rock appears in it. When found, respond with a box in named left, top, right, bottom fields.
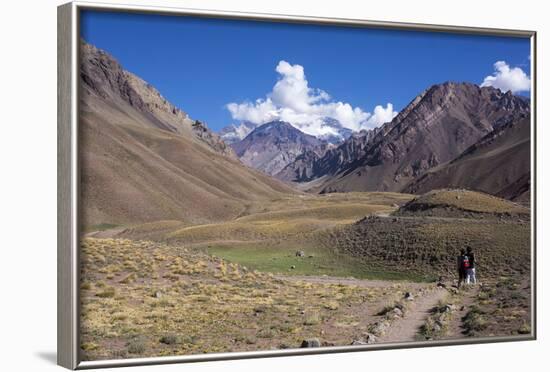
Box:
left=351, top=340, right=367, bottom=345
left=296, top=250, right=305, bottom=257
left=290, top=265, right=296, bottom=270
left=371, top=321, right=389, bottom=336
left=437, top=282, right=447, bottom=289
left=443, top=304, right=457, bottom=313
left=366, top=334, right=377, bottom=343
left=404, top=292, right=414, bottom=301
left=390, top=307, right=404, bottom=318
left=362, top=333, right=377, bottom=344
left=154, top=291, right=162, bottom=298
left=300, top=338, right=321, bottom=348
left=391, top=204, right=399, bottom=208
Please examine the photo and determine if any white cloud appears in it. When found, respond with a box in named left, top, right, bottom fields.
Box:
left=366, top=103, right=396, bottom=128
left=480, top=61, right=531, bottom=93
left=225, top=60, right=397, bottom=136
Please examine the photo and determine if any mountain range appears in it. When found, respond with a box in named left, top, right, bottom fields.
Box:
left=80, top=40, right=531, bottom=230
left=229, top=82, right=530, bottom=201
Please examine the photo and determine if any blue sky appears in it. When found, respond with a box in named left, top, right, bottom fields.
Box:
left=81, top=10, right=531, bottom=133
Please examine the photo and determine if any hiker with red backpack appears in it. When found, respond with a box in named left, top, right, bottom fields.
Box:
left=457, top=249, right=470, bottom=288
left=466, top=246, right=477, bottom=284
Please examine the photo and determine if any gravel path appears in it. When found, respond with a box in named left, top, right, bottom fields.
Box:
left=276, top=274, right=430, bottom=289
left=377, top=288, right=448, bottom=343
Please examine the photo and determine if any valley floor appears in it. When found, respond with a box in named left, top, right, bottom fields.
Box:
left=80, top=191, right=532, bottom=360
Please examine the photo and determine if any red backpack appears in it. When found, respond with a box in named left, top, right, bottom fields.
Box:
left=461, top=255, right=470, bottom=270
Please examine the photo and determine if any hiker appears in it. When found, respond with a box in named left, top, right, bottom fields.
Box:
left=466, top=246, right=477, bottom=284
left=456, top=249, right=469, bottom=288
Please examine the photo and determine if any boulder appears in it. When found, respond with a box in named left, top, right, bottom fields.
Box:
left=300, top=338, right=321, bottom=348
left=295, top=250, right=305, bottom=257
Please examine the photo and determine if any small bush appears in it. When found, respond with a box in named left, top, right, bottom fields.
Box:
left=257, top=328, right=276, bottom=339
left=304, top=312, right=321, bottom=326
left=159, top=334, right=180, bottom=345
left=81, top=342, right=98, bottom=351
left=119, top=273, right=136, bottom=284
left=324, top=301, right=340, bottom=310
left=127, top=338, right=147, bottom=354
left=96, top=286, right=116, bottom=298
left=518, top=323, right=531, bottom=335
left=463, top=306, right=488, bottom=334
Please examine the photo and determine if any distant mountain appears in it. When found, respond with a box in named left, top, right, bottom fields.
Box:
left=79, top=41, right=295, bottom=227
left=404, top=116, right=531, bottom=202
left=301, top=82, right=530, bottom=194
left=231, top=120, right=328, bottom=177
left=219, top=117, right=352, bottom=145
left=276, top=129, right=377, bottom=182
left=314, top=117, right=354, bottom=144
left=219, top=121, right=256, bottom=144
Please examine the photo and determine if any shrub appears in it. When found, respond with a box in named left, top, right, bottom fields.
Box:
left=81, top=342, right=98, bottom=351
left=119, top=273, right=136, bottom=284
left=96, top=286, right=116, bottom=298
left=127, top=338, right=147, bottom=354
left=518, top=323, right=531, bottom=335
left=304, top=312, right=321, bottom=325
left=323, top=301, right=340, bottom=310
left=463, top=306, right=488, bottom=334
left=257, top=328, right=276, bottom=339
left=159, top=334, right=180, bottom=345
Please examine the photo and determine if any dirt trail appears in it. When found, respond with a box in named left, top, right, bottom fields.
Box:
left=276, top=274, right=430, bottom=290
left=378, top=288, right=448, bottom=343
left=85, top=227, right=126, bottom=239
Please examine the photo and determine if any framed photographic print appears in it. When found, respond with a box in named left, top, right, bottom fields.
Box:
left=57, top=1, right=537, bottom=369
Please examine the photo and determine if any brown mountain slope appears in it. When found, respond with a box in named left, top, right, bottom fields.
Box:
left=79, top=41, right=296, bottom=228
left=404, top=117, right=531, bottom=201
left=302, top=82, right=529, bottom=193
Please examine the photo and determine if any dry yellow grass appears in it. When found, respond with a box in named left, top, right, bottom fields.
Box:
left=162, top=194, right=406, bottom=245
left=405, top=189, right=529, bottom=215
left=80, top=238, right=414, bottom=360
